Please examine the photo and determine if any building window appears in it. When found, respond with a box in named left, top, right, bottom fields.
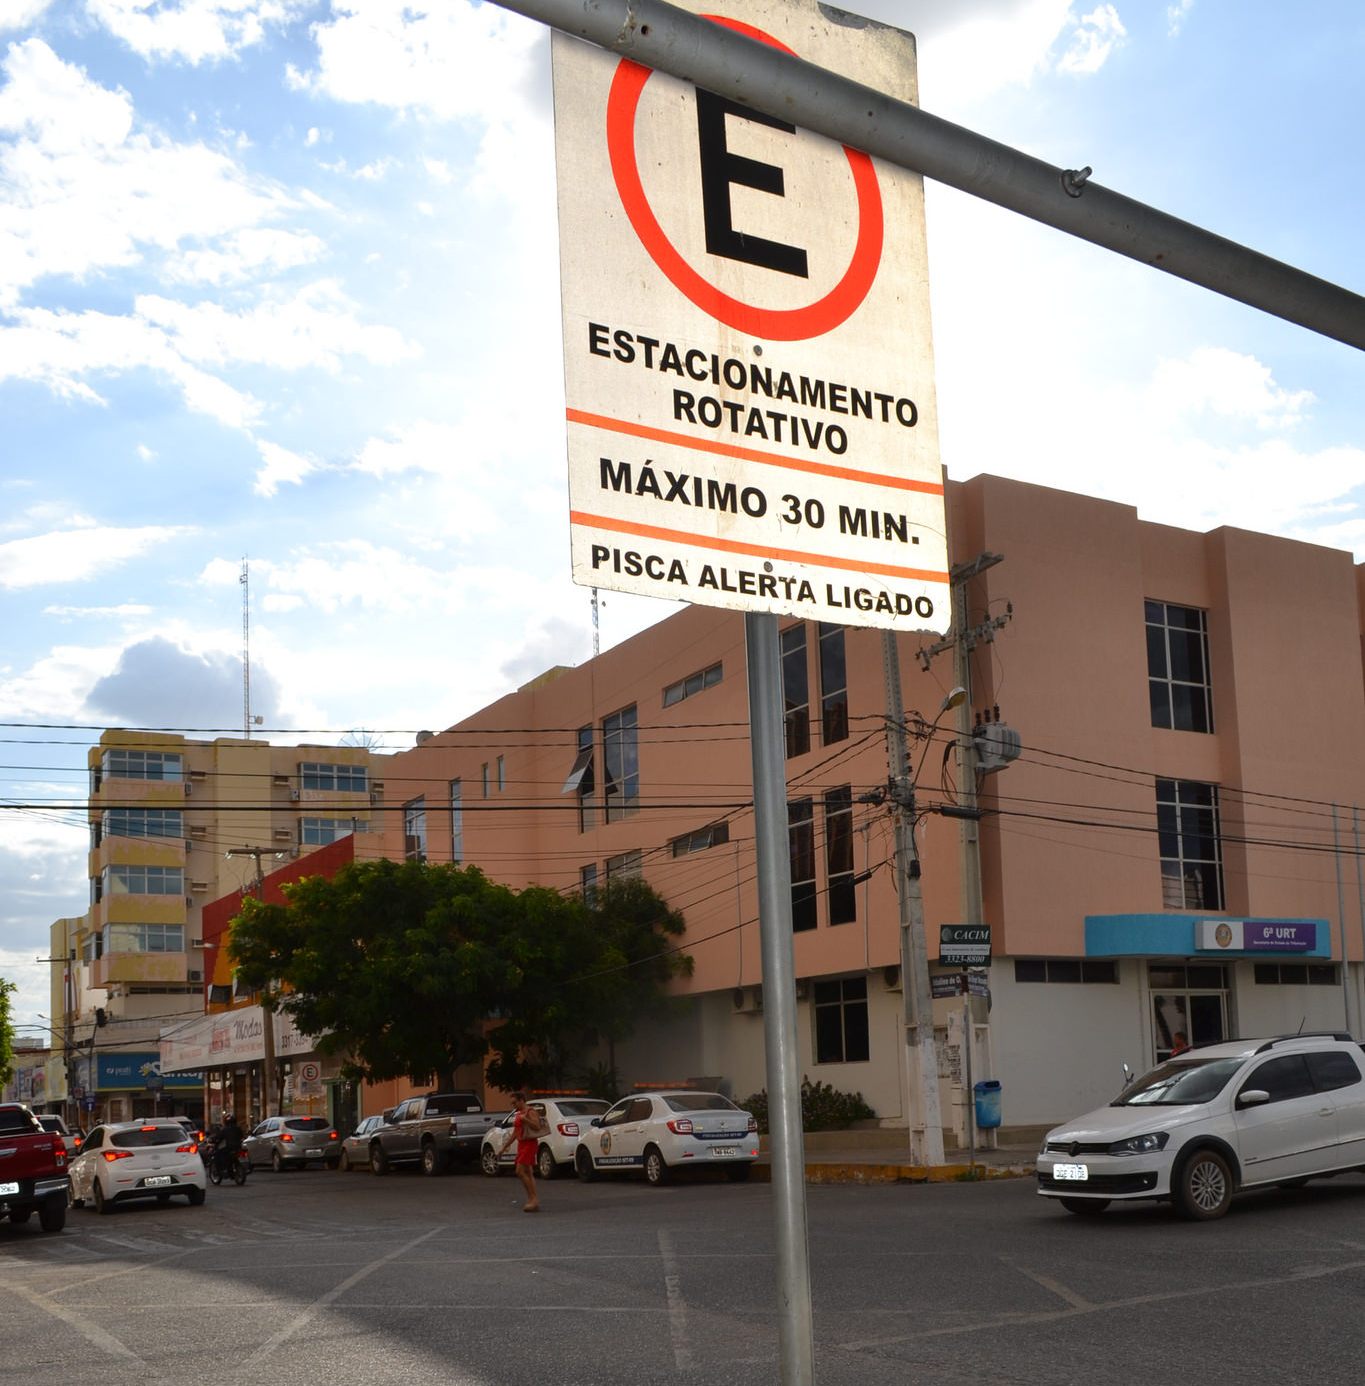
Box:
left=670, top=821, right=730, bottom=857
left=781, top=624, right=810, bottom=758
left=450, top=780, right=463, bottom=863
left=101, top=749, right=184, bottom=781
left=91, top=875, right=102, bottom=904
left=497, top=755, right=506, bottom=791
left=299, top=817, right=364, bottom=846
left=481, top=762, right=490, bottom=797
left=813, top=977, right=869, bottom=1063
left=1254, top=963, right=1339, bottom=986
left=663, top=662, right=722, bottom=707
left=603, top=704, right=639, bottom=821
left=104, top=808, right=183, bottom=839
left=299, top=762, right=368, bottom=793
left=103, top=923, right=185, bottom=954
left=1156, top=778, right=1224, bottom=910
left=580, top=863, right=598, bottom=905
left=208, top=984, right=232, bottom=1005
left=104, top=865, right=184, bottom=896
left=562, top=726, right=596, bottom=832
left=1014, top=959, right=1118, bottom=983
left=818, top=623, right=848, bottom=746
left=1146, top=601, right=1213, bottom=733
left=403, top=797, right=428, bottom=863
left=605, top=849, right=642, bottom=881
left=824, top=787, right=855, bottom=925
left=788, top=797, right=816, bottom=932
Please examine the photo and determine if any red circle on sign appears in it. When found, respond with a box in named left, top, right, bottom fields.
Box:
left=605, top=16, right=884, bottom=342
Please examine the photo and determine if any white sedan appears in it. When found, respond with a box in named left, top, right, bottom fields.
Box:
left=480, top=1096, right=610, bottom=1180
left=69, top=1119, right=207, bottom=1214
left=573, top=1090, right=759, bottom=1186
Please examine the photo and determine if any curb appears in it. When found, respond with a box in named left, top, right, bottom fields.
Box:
left=752, top=1160, right=1036, bottom=1185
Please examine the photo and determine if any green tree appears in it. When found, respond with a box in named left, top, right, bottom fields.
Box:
left=230, top=859, right=524, bottom=1091
left=0, top=979, right=16, bottom=1091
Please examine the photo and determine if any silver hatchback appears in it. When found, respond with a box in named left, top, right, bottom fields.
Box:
left=243, top=1115, right=341, bottom=1171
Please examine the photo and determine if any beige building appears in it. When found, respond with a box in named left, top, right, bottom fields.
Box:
left=366, top=474, right=1365, bottom=1138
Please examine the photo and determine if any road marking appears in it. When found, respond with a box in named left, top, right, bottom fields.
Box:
left=241, top=1225, right=445, bottom=1366
left=89, top=1233, right=179, bottom=1254
left=6, top=1277, right=168, bottom=1380
left=1001, top=1258, right=1093, bottom=1310
left=657, top=1229, right=694, bottom=1369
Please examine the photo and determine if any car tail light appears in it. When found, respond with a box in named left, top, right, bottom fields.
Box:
left=329, top=1131, right=338, bottom=1140
left=102, top=1150, right=134, bottom=1163
left=666, top=1119, right=694, bottom=1135
left=747, top=1116, right=758, bottom=1132
left=139, top=1125, right=157, bottom=1132
left=177, top=1143, right=198, bottom=1154
left=53, top=1146, right=67, bottom=1168
left=280, top=1132, right=294, bottom=1142
left=557, top=1123, right=580, bottom=1137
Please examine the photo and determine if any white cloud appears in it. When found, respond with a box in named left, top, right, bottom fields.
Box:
left=43, top=602, right=154, bottom=618
left=1056, top=4, right=1128, bottom=75
left=167, top=227, right=326, bottom=285
left=0, top=640, right=126, bottom=719
left=0, top=521, right=192, bottom=589
left=1166, top=0, right=1196, bottom=37
left=1148, top=348, right=1315, bottom=430
left=136, top=442, right=156, bottom=461
left=253, top=438, right=319, bottom=496
left=0, top=0, right=53, bottom=31
left=85, top=0, right=309, bottom=65
left=0, top=39, right=297, bottom=308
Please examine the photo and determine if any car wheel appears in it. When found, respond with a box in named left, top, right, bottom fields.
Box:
left=325, top=1157, right=340, bottom=1171
left=421, top=1142, right=446, bottom=1177
left=7, top=1208, right=32, bottom=1225
left=724, top=1164, right=751, bottom=1184
left=575, top=1147, right=597, bottom=1182
left=272, top=1150, right=285, bottom=1174
left=536, top=1145, right=557, bottom=1181
left=208, top=1161, right=222, bottom=1186
left=643, top=1145, right=670, bottom=1186
left=1175, top=1148, right=1234, bottom=1220
left=480, top=1145, right=501, bottom=1177
left=187, top=1186, right=206, bottom=1206
left=93, top=1182, right=110, bottom=1215
left=339, top=1150, right=352, bottom=1172
left=370, top=1142, right=389, bottom=1176
left=38, top=1197, right=66, bottom=1233
left=1059, top=1197, right=1110, bottom=1215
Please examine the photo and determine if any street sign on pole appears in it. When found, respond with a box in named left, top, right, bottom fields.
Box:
left=939, top=924, right=991, bottom=966
left=552, top=0, right=949, bottom=632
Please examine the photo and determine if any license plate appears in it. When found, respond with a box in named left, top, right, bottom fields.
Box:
left=308, top=1148, right=324, bottom=1155
left=0, top=1181, right=18, bottom=1196
left=712, top=1147, right=738, bottom=1158
left=144, top=1175, right=173, bottom=1187
left=1053, top=1163, right=1088, bottom=1182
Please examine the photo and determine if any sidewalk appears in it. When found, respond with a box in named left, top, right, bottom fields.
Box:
left=751, top=1128, right=1039, bottom=1185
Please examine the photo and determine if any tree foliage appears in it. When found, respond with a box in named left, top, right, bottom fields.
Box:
left=0, top=979, right=16, bottom=1090
left=228, top=860, right=691, bottom=1093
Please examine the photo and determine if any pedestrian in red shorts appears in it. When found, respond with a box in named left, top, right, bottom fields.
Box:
left=499, top=1092, right=544, bottom=1212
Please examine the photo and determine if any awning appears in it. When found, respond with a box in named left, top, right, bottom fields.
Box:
left=159, top=1006, right=323, bottom=1073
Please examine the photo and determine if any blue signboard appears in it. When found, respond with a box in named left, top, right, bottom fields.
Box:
left=97, top=1052, right=202, bottom=1091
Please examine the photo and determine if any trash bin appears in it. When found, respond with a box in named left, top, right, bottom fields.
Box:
left=973, top=1080, right=1002, bottom=1130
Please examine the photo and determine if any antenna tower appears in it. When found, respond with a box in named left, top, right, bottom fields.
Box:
left=240, top=558, right=251, bottom=738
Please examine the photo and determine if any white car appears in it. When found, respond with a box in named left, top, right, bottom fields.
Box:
left=573, top=1090, right=759, bottom=1186
left=1037, top=1033, right=1365, bottom=1220
left=69, top=1118, right=207, bottom=1214
left=480, top=1097, right=611, bottom=1180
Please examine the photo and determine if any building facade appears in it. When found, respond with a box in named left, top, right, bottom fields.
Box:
left=360, top=474, right=1365, bottom=1137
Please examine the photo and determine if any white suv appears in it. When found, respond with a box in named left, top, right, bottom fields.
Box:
left=1037, top=1033, right=1365, bottom=1220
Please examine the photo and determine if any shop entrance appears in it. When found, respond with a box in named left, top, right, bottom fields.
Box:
left=1150, top=963, right=1228, bottom=1062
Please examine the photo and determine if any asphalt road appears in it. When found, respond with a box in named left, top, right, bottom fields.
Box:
left=6, top=1161, right=1365, bottom=1384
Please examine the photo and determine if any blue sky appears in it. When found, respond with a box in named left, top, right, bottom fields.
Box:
left=2, top=0, right=1362, bottom=1031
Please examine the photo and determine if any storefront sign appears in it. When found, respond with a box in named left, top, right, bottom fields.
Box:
left=939, top=924, right=991, bottom=965
left=159, top=1007, right=319, bottom=1072
left=97, top=1052, right=201, bottom=1091
left=1196, top=920, right=1317, bottom=953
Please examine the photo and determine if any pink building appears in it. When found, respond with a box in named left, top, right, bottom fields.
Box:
left=363, top=474, right=1365, bottom=1135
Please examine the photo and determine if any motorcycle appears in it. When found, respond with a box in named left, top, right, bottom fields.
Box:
left=203, top=1138, right=250, bottom=1186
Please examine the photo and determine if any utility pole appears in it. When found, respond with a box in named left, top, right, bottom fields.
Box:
left=226, top=846, right=279, bottom=1117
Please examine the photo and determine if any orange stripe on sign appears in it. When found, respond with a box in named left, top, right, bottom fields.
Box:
left=566, top=409, right=944, bottom=496
left=571, top=511, right=950, bottom=584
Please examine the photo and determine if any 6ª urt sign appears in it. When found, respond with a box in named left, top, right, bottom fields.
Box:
left=551, top=0, right=950, bottom=631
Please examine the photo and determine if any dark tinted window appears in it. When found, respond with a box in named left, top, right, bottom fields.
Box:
left=663, top=1094, right=737, bottom=1113
left=1246, top=1055, right=1315, bottom=1103
left=600, top=1101, right=633, bottom=1127
left=112, top=1125, right=188, bottom=1148
left=1116, top=1058, right=1243, bottom=1106
left=285, top=1117, right=330, bottom=1131
left=0, top=1107, right=40, bottom=1135
left=555, top=1101, right=609, bottom=1117
left=627, top=1099, right=654, bottom=1122
left=1308, top=1051, right=1362, bottom=1092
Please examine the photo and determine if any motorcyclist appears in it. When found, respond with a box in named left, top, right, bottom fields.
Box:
left=215, top=1112, right=244, bottom=1180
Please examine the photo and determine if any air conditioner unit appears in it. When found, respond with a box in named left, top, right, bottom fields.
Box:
left=273, top=827, right=293, bottom=840
left=289, top=788, right=300, bottom=801
left=272, top=775, right=290, bottom=786
left=183, top=782, right=192, bottom=797
left=187, top=969, right=202, bottom=983
left=189, top=826, right=207, bottom=838
left=731, top=985, right=763, bottom=1015
left=793, top=978, right=810, bottom=1001
left=369, top=790, right=383, bottom=805
left=184, top=895, right=194, bottom=907
left=882, top=965, right=903, bottom=993
left=190, top=880, right=209, bottom=893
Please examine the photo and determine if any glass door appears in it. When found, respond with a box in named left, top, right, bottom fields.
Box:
left=1150, top=964, right=1228, bottom=1062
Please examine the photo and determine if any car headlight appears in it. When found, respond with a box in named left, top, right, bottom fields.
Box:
left=1107, top=1132, right=1169, bottom=1156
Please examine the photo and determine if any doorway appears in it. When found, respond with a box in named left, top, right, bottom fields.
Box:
left=1150, top=963, right=1228, bottom=1062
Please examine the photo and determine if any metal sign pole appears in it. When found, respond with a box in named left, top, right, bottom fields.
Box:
left=745, top=611, right=814, bottom=1386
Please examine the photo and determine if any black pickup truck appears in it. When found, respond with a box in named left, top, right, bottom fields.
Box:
left=369, top=1092, right=506, bottom=1175
left=0, top=1102, right=70, bottom=1232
